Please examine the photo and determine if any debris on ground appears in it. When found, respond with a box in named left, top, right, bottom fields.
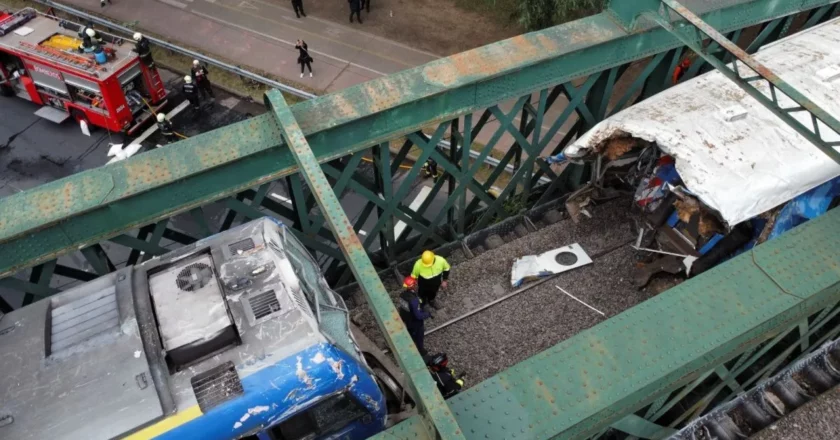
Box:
left=563, top=132, right=840, bottom=289
left=509, top=243, right=592, bottom=287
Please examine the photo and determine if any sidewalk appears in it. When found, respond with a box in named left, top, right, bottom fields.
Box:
left=60, top=0, right=438, bottom=92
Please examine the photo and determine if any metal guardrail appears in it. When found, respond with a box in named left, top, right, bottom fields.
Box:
left=27, top=0, right=554, bottom=179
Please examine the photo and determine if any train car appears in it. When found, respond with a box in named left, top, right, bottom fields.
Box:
left=0, top=218, right=410, bottom=440
left=0, top=8, right=167, bottom=134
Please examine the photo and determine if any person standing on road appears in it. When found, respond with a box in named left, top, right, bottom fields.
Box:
left=182, top=75, right=200, bottom=111
left=291, top=0, right=306, bottom=18
left=349, top=0, right=363, bottom=24
left=295, top=40, right=313, bottom=78
left=409, top=250, right=451, bottom=310
left=191, top=60, right=215, bottom=100
left=398, top=276, right=432, bottom=355
left=156, top=113, right=178, bottom=144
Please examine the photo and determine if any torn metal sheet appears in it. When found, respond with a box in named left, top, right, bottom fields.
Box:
left=510, top=243, right=593, bottom=287
left=564, top=18, right=840, bottom=227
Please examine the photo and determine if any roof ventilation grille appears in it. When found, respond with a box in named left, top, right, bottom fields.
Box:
left=249, top=290, right=281, bottom=320
left=191, top=361, right=244, bottom=412
left=228, top=238, right=255, bottom=254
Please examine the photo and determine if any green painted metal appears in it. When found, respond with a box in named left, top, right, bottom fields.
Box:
left=263, top=90, right=465, bottom=439
left=649, top=0, right=840, bottom=164
left=0, top=0, right=833, bottom=281
left=375, top=206, right=840, bottom=439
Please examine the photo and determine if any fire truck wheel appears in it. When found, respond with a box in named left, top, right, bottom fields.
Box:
left=70, top=109, right=89, bottom=127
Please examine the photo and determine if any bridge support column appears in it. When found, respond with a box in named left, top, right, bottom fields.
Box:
left=264, top=89, right=465, bottom=440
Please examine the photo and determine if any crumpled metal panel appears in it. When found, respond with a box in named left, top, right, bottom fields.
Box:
left=377, top=206, right=840, bottom=439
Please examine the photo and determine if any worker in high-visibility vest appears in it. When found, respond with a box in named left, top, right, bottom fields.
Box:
left=398, top=276, right=432, bottom=355
left=409, top=250, right=451, bottom=309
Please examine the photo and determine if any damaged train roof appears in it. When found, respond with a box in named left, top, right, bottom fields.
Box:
left=564, top=17, right=840, bottom=227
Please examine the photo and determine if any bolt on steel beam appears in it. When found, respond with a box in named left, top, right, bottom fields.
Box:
left=264, top=89, right=464, bottom=440
left=647, top=0, right=840, bottom=165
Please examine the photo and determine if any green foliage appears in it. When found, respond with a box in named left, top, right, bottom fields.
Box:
left=519, top=0, right=608, bottom=31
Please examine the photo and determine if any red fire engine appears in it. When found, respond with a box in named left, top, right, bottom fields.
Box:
left=0, top=8, right=167, bottom=134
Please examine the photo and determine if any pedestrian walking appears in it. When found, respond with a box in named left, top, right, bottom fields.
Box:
left=132, top=33, right=154, bottom=66
left=360, top=0, right=370, bottom=12
left=295, top=40, right=313, bottom=78
left=191, top=60, right=215, bottom=100
left=409, top=250, right=451, bottom=309
left=156, top=113, right=178, bottom=144
left=349, top=0, right=363, bottom=24
left=182, top=75, right=200, bottom=110
left=291, top=0, right=306, bottom=18
left=398, top=276, right=432, bottom=355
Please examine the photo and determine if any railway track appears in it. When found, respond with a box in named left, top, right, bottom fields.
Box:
left=350, top=197, right=677, bottom=385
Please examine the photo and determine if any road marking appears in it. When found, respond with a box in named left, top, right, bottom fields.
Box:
left=191, top=7, right=390, bottom=75
left=393, top=185, right=432, bottom=238
left=205, top=0, right=216, bottom=3
left=270, top=192, right=292, bottom=204
left=271, top=192, right=369, bottom=236
left=129, top=100, right=189, bottom=148
left=159, top=0, right=187, bottom=9
left=238, top=0, right=258, bottom=9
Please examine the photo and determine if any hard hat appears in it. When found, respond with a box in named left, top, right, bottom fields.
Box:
left=133, top=32, right=142, bottom=41
left=184, top=75, right=192, bottom=83
left=421, top=250, right=435, bottom=267
left=403, top=276, right=417, bottom=290
left=85, top=28, right=96, bottom=37
left=156, top=113, right=165, bottom=122
left=193, top=59, right=199, bottom=66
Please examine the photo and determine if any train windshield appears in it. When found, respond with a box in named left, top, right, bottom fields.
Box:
left=266, top=392, right=369, bottom=440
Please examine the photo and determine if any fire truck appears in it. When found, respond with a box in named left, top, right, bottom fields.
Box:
left=0, top=8, right=168, bottom=134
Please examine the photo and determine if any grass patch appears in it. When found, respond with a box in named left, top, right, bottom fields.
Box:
left=453, top=0, right=607, bottom=31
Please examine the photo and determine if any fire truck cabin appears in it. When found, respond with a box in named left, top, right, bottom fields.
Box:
left=0, top=8, right=168, bottom=134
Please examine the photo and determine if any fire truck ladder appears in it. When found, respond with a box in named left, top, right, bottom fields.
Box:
left=18, top=41, right=99, bottom=73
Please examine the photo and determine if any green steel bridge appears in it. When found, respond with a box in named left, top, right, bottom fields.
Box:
left=3, top=0, right=840, bottom=438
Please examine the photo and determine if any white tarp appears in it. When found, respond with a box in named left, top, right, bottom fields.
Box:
left=564, top=17, right=840, bottom=227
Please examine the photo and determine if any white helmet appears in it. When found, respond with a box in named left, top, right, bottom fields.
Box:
left=156, top=113, right=166, bottom=122
left=85, top=28, right=96, bottom=37
left=133, top=32, right=142, bottom=41
left=193, top=60, right=199, bottom=66
left=184, top=75, right=192, bottom=83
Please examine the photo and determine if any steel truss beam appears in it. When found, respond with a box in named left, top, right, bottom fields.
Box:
left=376, top=185, right=840, bottom=439
left=648, top=0, right=840, bottom=164
left=264, top=90, right=463, bottom=439
left=0, top=0, right=833, bottom=283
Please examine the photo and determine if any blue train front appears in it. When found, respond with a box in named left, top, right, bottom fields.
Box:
left=136, top=218, right=389, bottom=440
left=0, top=218, right=393, bottom=440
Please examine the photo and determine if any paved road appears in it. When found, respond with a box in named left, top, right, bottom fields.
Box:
left=60, top=0, right=438, bottom=92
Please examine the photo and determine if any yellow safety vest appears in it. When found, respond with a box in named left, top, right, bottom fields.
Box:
left=411, top=256, right=450, bottom=280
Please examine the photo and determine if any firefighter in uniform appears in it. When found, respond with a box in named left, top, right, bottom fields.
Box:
left=426, top=353, right=465, bottom=399
left=156, top=113, right=177, bottom=144
left=398, top=276, right=432, bottom=355
left=132, top=33, right=154, bottom=66
left=182, top=75, right=200, bottom=110
left=409, top=250, right=451, bottom=309
left=672, top=58, right=692, bottom=84
left=191, top=60, right=215, bottom=100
